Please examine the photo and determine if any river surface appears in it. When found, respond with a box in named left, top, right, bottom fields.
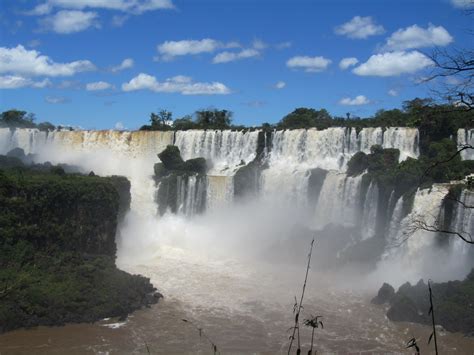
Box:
left=1, top=242, right=474, bottom=354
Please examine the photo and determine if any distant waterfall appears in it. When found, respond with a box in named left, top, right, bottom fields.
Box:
left=206, top=175, right=234, bottom=209
left=176, top=175, right=207, bottom=216
left=175, top=130, right=259, bottom=174
left=457, top=128, right=474, bottom=160
left=260, top=127, right=418, bottom=209
left=450, top=190, right=474, bottom=254
left=313, top=171, right=363, bottom=228
left=361, top=182, right=379, bottom=240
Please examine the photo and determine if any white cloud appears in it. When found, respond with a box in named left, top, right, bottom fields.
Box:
left=40, top=10, right=99, bottom=34
left=274, top=81, right=286, bottom=89
left=212, top=48, right=260, bottom=64
left=335, top=16, right=385, bottom=39
left=353, top=51, right=433, bottom=77
left=275, top=41, right=292, bottom=50
left=252, top=39, right=267, bottom=50
left=388, top=89, right=398, bottom=96
left=383, top=24, right=453, bottom=51
left=86, top=81, right=113, bottom=91
left=339, top=95, right=370, bottom=106
left=115, top=121, right=125, bottom=130
left=122, top=73, right=231, bottom=95
left=451, top=0, right=474, bottom=8
left=0, top=45, right=96, bottom=77
left=286, top=56, right=331, bottom=72
left=111, top=14, right=129, bottom=27
left=0, top=75, right=51, bottom=89
left=110, top=58, right=134, bottom=72
left=28, top=0, right=174, bottom=15
left=157, top=39, right=220, bottom=60
left=45, top=95, right=69, bottom=104
left=27, top=39, right=42, bottom=48
left=339, top=57, right=359, bottom=70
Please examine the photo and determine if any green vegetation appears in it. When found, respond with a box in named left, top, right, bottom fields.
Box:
left=141, top=109, right=234, bottom=131
left=0, top=109, right=56, bottom=131
left=0, top=161, right=159, bottom=333
left=347, top=140, right=474, bottom=199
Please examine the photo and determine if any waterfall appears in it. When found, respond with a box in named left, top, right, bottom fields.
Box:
left=313, top=171, right=363, bottom=228
left=450, top=190, right=474, bottom=254
left=176, top=174, right=206, bottom=216
left=361, top=182, right=379, bottom=240
left=175, top=130, right=259, bottom=174
left=260, top=127, right=419, bottom=206
left=457, top=128, right=474, bottom=160
left=382, top=127, right=419, bottom=160
left=206, top=175, right=234, bottom=209
left=386, top=196, right=405, bottom=246
left=0, top=128, right=174, bottom=217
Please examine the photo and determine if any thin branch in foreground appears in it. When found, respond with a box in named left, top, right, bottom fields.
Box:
left=181, top=319, right=219, bottom=354
left=288, top=238, right=315, bottom=355
left=418, top=144, right=474, bottom=188
left=428, top=280, right=439, bottom=355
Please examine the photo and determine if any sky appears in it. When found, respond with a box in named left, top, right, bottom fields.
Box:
left=0, top=0, right=473, bottom=129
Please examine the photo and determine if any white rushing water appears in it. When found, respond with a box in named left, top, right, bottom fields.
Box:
left=458, top=128, right=474, bottom=160
left=2, top=126, right=474, bottom=352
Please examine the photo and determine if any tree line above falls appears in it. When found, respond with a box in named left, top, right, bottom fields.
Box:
left=3, top=97, right=472, bottom=138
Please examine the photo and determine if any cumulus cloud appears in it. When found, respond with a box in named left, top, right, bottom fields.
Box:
left=110, top=58, right=134, bottom=72
left=40, top=10, right=99, bottom=34
left=212, top=48, right=260, bottom=63
left=274, top=81, right=286, bottom=89
left=122, top=73, right=231, bottom=95
left=0, top=75, right=51, bottom=89
left=86, top=81, right=113, bottom=91
left=286, top=56, right=331, bottom=72
left=352, top=51, right=433, bottom=77
left=157, top=39, right=220, bottom=60
left=115, top=121, right=125, bottom=130
left=28, top=0, right=174, bottom=15
left=451, top=0, right=474, bottom=8
left=339, top=57, right=359, bottom=70
left=0, top=45, right=96, bottom=77
left=45, top=95, right=70, bottom=104
left=335, top=16, right=385, bottom=39
left=339, top=95, right=370, bottom=106
left=388, top=89, right=398, bottom=96
left=383, top=24, right=453, bottom=51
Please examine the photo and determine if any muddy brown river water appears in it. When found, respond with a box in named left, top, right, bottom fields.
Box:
left=1, top=245, right=474, bottom=354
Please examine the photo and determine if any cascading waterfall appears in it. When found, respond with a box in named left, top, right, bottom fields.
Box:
left=313, top=171, right=363, bottom=228
left=458, top=128, right=474, bottom=160
left=450, top=190, right=474, bottom=254
left=2, top=125, right=472, bottom=282
left=175, top=130, right=259, bottom=207
left=361, top=182, right=379, bottom=240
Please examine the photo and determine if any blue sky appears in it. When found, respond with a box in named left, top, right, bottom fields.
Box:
left=0, top=0, right=473, bottom=129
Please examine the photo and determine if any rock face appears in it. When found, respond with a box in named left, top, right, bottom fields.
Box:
left=371, top=283, right=395, bottom=304
left=155, top=145, right=208, bottom=215
left=0, top=160, right=160, bottom=333
left=374, top=271, right=474, bottom=335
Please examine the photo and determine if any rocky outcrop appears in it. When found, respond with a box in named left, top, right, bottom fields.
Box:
left=371, top=283, right=395, bottom=305
left=0, top=160, right=160, bottom=333
left=155, top=145, right=207, bottom=215
left=373, top=271, right=474, bottom=335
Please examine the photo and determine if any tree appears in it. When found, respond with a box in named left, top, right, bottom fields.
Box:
left=150, top=109, right=173, bottom=129
left=195, top=109, right=232, bottom=129
left=0, top=110, right=36, bottom=128
left=277, top=107, right=332, bottom=129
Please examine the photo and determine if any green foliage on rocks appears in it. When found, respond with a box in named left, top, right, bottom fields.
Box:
left=0, top=164, right=158, bottom=333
